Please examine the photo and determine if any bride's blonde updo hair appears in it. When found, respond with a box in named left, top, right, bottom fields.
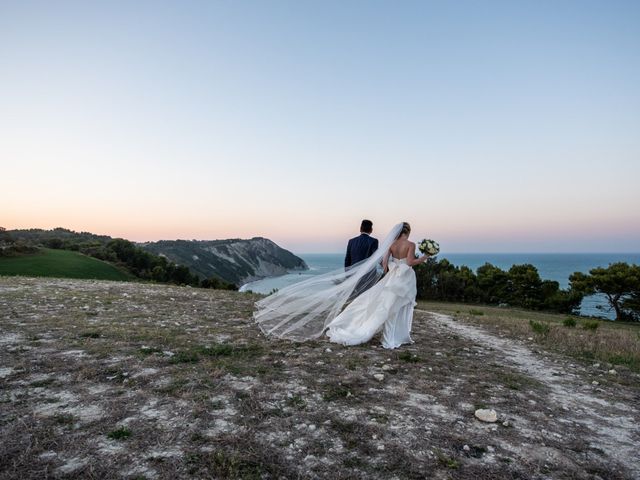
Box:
left=400, top=222, right=411, bottom=237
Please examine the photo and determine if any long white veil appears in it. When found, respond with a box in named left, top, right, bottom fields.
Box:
left=254, top=223, right=403, bottom=341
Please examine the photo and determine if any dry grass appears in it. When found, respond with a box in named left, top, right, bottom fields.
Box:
left=0, top=277, right=638, bottom=479
left=418, top=300, right=640, bottom=374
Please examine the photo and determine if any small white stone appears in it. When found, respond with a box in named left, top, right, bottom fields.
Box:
left=373, top=374, right=385, bottom=381
left=502, top=421, right=510, bottom=427
left=435, top=352, right=442, bottom=356
left=487, top=446, right=495, bottom=453
left=325, top=348, right=332, bottom=353
left=308, top=424, right=316, bottom=431
left=592, top=363, right=600, bottom=368
left=377, top=444, right=385, bottom=451
left=592, top=381, right=599, bottom=386
left=462, top=445, right=470, bottom=451
left=608, top=369, right=617, bottom=375
left=474, top=409, right=498, bottom=423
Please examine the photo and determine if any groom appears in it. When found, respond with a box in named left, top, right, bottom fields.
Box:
left=345, top=219, right=379, bottom=268
left=344, top=220, right=380, bottom=300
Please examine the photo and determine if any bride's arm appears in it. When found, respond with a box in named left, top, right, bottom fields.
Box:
left=406, top=242, right=429, bottom=267
left=382, top=250, right=391, bottom=273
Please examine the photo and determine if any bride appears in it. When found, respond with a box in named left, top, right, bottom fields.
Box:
left=253, top=222, right=431, bottom=348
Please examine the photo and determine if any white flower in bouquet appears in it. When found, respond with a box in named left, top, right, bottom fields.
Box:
left=418, top=239, right=440, bottom=256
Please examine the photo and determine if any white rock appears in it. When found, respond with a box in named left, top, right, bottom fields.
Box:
left=325, top=348, right=332, bottom=353
left=382, top=364, right=392, bottom=371
left=487, top=446, right=495, bottom=453
left=592, top=363, right=601, bottom=368
left=373, top=374, right=385, bottom=381
left=502, top=421, right=510, bottom=427
left=474, top=409, right=498, bottom=423
left=377, top=444, right=385, bottom=451
left=592, top=381, right=599, bottom=385
left=463, top=445, right=470, bottom=451
left=608, top=369, right=617, bottom=374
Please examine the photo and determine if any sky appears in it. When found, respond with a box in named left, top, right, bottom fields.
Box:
left=1, top=1, right=639, bottom=253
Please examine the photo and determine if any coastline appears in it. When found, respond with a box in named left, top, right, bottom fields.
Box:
left=239, top=252, right=640, bottom=319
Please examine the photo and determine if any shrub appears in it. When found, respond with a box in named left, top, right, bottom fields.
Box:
left=563, top=317, right=577, bottom=328
left=582, top=320, right=599, bottom=331
left=529, top=320, right=550, bottom=335
left=398, top=351, right=421, bottom=363
left=107, top=427, right=131, bottom=440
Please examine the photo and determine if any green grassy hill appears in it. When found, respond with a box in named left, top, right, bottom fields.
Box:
left=0, top=248, right=133, bottom=281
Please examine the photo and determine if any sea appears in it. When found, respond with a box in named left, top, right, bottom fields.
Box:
left=239, top=253, right=640, bottom=320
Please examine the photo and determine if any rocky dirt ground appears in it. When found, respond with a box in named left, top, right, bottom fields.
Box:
left=1, top=277, right=639, bottom=479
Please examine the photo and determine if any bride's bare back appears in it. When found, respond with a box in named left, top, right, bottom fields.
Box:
left=390, top=237, right=415, bottom=260
left=384, top=223, right=430, bottom=270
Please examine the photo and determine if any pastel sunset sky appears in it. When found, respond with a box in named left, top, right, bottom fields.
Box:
left=2, top=1, right=639, bottom=253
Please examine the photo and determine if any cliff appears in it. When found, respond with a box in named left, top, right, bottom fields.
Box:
left=139, top=237, right=308, bottom=286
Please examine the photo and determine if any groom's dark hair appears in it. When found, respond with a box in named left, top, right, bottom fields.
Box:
left=360, top=219, right=373, bottom=234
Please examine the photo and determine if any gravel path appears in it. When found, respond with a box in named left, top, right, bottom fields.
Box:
left=425, top=311, right=640, bottom=479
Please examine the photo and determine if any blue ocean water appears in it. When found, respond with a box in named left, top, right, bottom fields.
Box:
left=240, top=253, right=640, bottom=319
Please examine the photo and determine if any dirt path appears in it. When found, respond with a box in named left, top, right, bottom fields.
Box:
left=1, top=277, right=639, bottom=479
left=423, top=310, right=640, bottom=479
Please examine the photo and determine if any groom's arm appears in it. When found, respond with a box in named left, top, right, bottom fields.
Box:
left=344, top=240, right=352, bottom=268
left=368, top=238, right=379, bottom=257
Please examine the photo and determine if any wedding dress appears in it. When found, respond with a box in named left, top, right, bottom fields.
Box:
left=254, top=223, right=418, bottom=348
left=326, top=256, right=416, bottom=348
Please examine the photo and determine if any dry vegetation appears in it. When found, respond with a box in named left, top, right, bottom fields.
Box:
left=418, top=301, right=640, bottom=374
left=1, top=277, right=639, bottom=479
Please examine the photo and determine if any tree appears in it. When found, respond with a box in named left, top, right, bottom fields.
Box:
left=507, top=264, right=544, bottom=309
left=621, top=292, right=640, bottom=321
left=476, top=263, right=510, bottom=304
left=570, top=263, right=640, bottom=321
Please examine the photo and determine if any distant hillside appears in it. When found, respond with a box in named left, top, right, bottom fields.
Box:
left=140, top=237, right=308, bottom=286
left=0, top=248, right=132, bottom=281
left=7, top=227, right=112, bottom=244
left=6, top=228, right=308, bottom=287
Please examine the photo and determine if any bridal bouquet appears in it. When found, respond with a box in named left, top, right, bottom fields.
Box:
left=418, top=238, right=440, bottom=256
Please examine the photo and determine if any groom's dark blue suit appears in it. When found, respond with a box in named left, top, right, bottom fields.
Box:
left=345, top=233, right=379, bottom=268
